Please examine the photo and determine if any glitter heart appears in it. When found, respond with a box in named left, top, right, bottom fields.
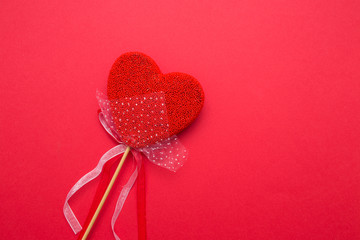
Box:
left=107, top=52, right=204, bottom=147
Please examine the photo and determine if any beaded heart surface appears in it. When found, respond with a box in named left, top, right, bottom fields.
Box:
left=107, top=52, right=204, bottom=148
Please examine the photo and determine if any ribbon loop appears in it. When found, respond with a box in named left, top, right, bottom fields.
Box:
left=64, top=92, right=189, bottom=239
left=63, top=144, right=128, bottom=234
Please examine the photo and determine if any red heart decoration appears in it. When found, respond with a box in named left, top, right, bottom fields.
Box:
left=107, top=52, right=204, bottom=148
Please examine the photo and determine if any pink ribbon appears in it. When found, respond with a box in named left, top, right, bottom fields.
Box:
left=64, top=112, right=188, bottom=239
left=63, top=143, right=133, bottom=236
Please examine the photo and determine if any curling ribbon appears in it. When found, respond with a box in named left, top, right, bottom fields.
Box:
left=63, top=113, right=143, bottom=240
left=64, top=109, right=187, bottom=239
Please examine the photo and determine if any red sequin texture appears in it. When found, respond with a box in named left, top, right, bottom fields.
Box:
left=107, top=52, right=204, bottom=147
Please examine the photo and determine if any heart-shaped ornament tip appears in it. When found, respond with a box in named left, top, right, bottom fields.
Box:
left=107, top=52, right=204, bottom=148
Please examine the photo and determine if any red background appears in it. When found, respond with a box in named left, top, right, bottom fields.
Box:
left=1, top=1, right=360, bottom=239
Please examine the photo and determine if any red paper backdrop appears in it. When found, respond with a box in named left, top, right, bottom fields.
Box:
left=1, top=1, right=360, bottom=239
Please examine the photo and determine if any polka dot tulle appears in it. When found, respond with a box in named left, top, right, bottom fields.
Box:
left=139, top=135, right=188, bottom=171
left=97, top=90, right=188, bottom=172
left=98, top=91, right=169, bottom=148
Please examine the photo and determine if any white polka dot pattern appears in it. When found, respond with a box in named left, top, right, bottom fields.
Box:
left=96, top=90, right=188, bottom=172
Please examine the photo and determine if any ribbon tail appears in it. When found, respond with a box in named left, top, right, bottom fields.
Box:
left=76, top=154, right=123, bottom=239
left=137, top=157, right=147, bottom=240
left=111, top=150, right=143, bottom=240
left=63, top=144, right=128, bottom=234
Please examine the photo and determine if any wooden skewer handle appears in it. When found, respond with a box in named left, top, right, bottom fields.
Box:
left=82, top=146, right=131, bottom=240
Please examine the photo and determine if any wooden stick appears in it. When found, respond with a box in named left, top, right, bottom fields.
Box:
left=82, top=146, right=131, bottom=240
